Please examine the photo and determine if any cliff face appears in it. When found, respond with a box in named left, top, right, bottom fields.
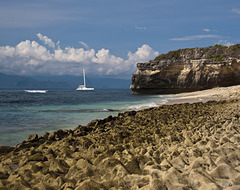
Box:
left=130, top=44, right=240, bottom=94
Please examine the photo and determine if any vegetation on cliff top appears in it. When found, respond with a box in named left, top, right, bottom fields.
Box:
left=153, top=44, right=240, bottom=61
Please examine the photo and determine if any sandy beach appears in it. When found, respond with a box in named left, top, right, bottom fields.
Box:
left=166, top=85, right=240, bottom=105
left=1, top=85, right=240, bottom=189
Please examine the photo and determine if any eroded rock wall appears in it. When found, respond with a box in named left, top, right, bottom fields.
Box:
left=130, top=44, right=240, bottom=94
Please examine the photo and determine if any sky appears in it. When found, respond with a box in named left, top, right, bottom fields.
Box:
left=0, top=0, right=240, bottom=78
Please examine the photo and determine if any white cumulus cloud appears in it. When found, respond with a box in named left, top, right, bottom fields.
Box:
left=0, top=46, right=15, bottom=57
left=37, top=33, right=56, bottom=49
left=93, top=49, right=124, bottom=65
left=54, top=47, right=95, bottom=63
left=15, top=40, right=52, bottom=61
left=79, top=41, right=90, bottom=50
left=127, top=44, right=158, bottom=62
left=0, top=33, right=159, bottom=77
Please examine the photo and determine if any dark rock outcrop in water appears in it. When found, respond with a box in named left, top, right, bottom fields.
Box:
left=130, top=44, right=240, bottom=94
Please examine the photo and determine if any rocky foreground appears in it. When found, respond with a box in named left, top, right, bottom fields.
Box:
left=1, top=97, right=240, bottom=189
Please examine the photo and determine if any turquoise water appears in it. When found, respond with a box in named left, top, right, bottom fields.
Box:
left=0, top=89, right=169, bottom=146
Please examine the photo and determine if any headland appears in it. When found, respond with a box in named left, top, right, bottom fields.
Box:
left=130, top=44, right=240, bottom=95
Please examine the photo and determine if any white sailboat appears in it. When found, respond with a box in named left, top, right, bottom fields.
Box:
left=76, top=69, right=94, bottom=91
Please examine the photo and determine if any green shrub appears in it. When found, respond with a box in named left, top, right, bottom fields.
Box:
left=216, top=56, right=223, bottom=61
left=229, top=45, right=236, bottom=52
left=154, top=53, right=165, bottom=61
left=173, top=52, right=179, bottom=59
left=214, top=44, right=224, bottom=48
left=207, top=55, right=223, bottom=61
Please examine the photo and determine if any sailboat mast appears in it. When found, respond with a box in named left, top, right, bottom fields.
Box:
left=83, top=69, right=86, bottom=87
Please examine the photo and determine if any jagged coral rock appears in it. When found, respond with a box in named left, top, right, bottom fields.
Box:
left=1, top=99, right=240, bottom=189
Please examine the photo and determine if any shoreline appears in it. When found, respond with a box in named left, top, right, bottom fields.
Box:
left=0, top=86, right=236, bottom=147
left=131, top=85, right=240, bottom=111
left=1, top=85, right=240, bottom=189
left=165, top=85, right=240, bottom=105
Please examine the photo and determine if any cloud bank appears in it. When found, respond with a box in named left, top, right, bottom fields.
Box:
left=0, top=34, right=159, bottom=77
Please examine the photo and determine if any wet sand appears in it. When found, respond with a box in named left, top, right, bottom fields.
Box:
left=0, top=85, right=240, bottom=189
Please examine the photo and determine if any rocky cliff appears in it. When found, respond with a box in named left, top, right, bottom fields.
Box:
left=130, top=44, right=240, bottom=94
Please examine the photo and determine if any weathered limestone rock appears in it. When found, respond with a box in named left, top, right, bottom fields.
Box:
left=130, top=44, right=240, bottom=94
left=1, top=98, right=240, bottom=189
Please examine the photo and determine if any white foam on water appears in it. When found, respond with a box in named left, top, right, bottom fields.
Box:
left=161, top=99, right=169, bottom=104
left=24, top=90, right=47, bottom=93
left=127, top=97, right=170, bottom=110
left=128, top=102, right=159, bottom=110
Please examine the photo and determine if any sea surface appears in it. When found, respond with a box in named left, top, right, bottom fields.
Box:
left=0, top=89, right=170, bottom=146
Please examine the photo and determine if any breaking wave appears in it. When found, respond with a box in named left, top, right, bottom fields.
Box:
left=24, top=90, right=48, bottom=93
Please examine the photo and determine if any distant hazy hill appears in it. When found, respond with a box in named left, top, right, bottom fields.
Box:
left=0, top=73, right=131, bottom=89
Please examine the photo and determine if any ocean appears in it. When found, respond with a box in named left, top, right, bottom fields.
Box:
left=0, top=89, right=170, bottom=146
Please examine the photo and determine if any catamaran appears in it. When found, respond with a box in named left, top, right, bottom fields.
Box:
left=76, top=69, right=94, bottom=91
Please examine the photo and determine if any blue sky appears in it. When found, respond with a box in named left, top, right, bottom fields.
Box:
left=0, top=0, right=239, bottom=78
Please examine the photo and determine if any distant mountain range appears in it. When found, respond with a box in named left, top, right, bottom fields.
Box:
left=0, top=73, right=131, bottom=89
